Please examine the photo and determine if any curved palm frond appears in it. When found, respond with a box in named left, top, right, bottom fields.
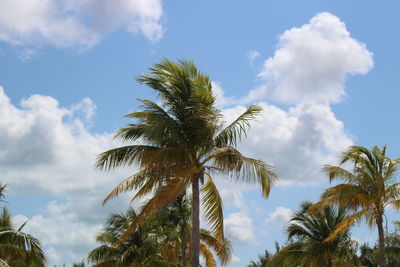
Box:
left=215, top=105, right=262, bottom=147
left=201, top=177, right=224, bottom=241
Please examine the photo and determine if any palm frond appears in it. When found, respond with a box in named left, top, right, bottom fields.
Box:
left=201, top=177, right=224, bottom=241
left=96, top=145, right=158, bottom=170
left=215, top=105, right=262, bottom=147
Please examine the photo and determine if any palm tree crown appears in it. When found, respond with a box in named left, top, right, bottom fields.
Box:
left=269, top=201, right=358, bottom=267
left=310, top=145, right=400, bottom=267
left=97, top=59, right=277, bottom=266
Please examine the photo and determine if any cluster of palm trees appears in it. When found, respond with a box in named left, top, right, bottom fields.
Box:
left=3, top=58, right=400, bottom=267
left=247, top=145, right=400, bottom=267
left=95, top=58, right=277, bottom=267
left=94, top=59, right=400, bottom=267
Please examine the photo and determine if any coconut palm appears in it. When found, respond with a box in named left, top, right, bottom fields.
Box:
left=97, top=59, right=277, bottom=266
left=309, top=145, right=400, bottom=267
left=88, top=207, right=172, bottom=267
left=0, top=207, right=46, bottom=267
left=88, top=196, right=231, bottom=267
left=269, top=201, right=359, bottom=267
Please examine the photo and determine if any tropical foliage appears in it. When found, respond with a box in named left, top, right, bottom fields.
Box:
left=88, top=195, right=231, bottom=267
left=309, top=145, right=400, bottom=266
left=0, top=207, right=46, bottom=267
left=268, top=201, right=359, bottom=267
left=96, top=58, right=277, bottom=266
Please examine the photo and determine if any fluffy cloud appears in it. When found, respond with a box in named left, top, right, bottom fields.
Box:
left=0, top=87, right=133, bottom=265
left=0, top=0, right=164, bottom=50
left=222, top=102, right=352, bottom=184
left=245, top=12, right=373, bottom=104
left=224, top=212, right=256, bottom=244
left=266, top=207, right=294, bottom=228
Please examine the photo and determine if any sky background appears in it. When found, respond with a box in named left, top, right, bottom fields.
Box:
left=1, top=0, right=400, bottom=266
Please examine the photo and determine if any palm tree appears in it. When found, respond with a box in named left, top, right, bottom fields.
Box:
left=309, top=145, right=400, bottom=267
left=88, top=207, right=171, bottom=267
left=0, top=208, right=46, bottom=267
left=97, top=59, right=277, bottom=266
left=88, top=196, right=231, bottom=267
left=269, top=201, right=359, bottom=267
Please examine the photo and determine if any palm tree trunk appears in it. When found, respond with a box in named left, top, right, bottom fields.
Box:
left=191, top=173, right=201, bottom=267
left=376, top=212, right=386, bottom=267
left=181, top=235, right=187, bottom=267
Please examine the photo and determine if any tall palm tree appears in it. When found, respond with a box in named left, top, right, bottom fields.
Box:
left=309, top=145, right=400, bottom=267
left=97, top=59, right=277, bottom=266
left=269, top=201, right=359, bottom=267
left=88, top=196, right=231, bottom=267
left=0, top=208, right=46, bottom=267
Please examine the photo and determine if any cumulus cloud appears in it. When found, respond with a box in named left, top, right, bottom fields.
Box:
left=0, top=87, right=134, bottom=265
left=245, top=12, right=373, bottom=104
left=224, top=212, right=256, bottom=244
left=222, top=102, right=352, bottom=184
left=266, top=207, right=294, bottom=228
left=0, top=0, right=164, bottom=50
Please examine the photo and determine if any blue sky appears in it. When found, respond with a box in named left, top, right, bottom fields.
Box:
left=1, top=1, right=400, bottom=266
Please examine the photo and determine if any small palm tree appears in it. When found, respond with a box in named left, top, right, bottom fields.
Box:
left=97, top=59, right=277, bottom=266
left=88, top=195, right=231, bottom=267
left=0, top=208, right=46, bottom=267
left=310, top=145, right=400, bottom=267
left=269, top=201, right=359, bottom=267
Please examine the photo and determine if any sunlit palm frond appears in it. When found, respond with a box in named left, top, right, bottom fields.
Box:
left=200, top=229, right=232, bottom=265
left=200, top=242, right=216, bottom=267
left=119, top=176, right=191, bottom=242
left=201, top=177, right=224, bottom=241
left=206, top=147, right=276, bottom=197
left=323, top=165, right=357, bottom=183
left=325, top=209, right=366, bottom=242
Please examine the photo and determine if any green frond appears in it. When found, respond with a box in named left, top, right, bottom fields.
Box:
left=96, top=145, right=158, bottom=170
left=119, top=98, right=186, bottom=146
left=215, top=105, right=262, bottom=147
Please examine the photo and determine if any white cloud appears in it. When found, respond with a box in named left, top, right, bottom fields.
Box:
left=266, top=207, right=294, bottom=228
left=245, top=12, right=373, bottom=104
left=0, top=87, right=134, bottom=265
left=224, top=212, right=256, bottom=244
left=0, top=0, right=164, bottom=50
left=222, top=102, right=352, bottom=184
left=212, top=81, right=237, bottom=108
left=247, top=50, right=260, bottom=64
